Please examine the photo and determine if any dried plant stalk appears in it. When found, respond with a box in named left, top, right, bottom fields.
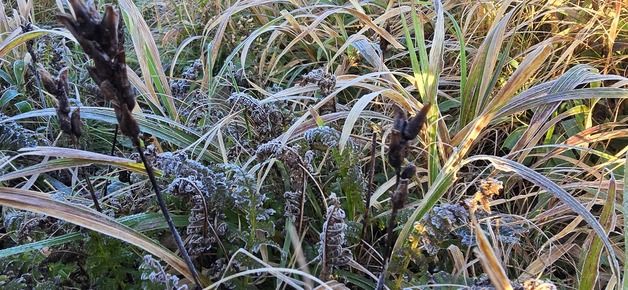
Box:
left=56, top=1, right=201, bottom=288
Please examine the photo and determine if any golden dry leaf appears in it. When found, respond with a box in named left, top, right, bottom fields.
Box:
left=523, top=279, right=557, bottom=290
left=314, top=280, right=350, bottom=290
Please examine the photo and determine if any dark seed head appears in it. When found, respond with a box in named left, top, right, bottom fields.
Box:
left=400, top=164, right=416, bottom=180
left=388, top=131, right=406, bottom=172
left=402, top=103, right=431, bottom=141
left=70, top=108, right=82, bottom=138
left=393, top=105, right=407, bottom=132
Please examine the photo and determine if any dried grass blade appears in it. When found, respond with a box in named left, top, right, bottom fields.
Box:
left=578, top=174, right=617, bottom=289
left=623, top=152, right=628, bottom=289
left=0, top=187, right=194, bottom=282
left=465, top=155, right=621, bottom=284
left=518, top=243, right=574, bottom=281
left=472, top=214, right=513, bottom=290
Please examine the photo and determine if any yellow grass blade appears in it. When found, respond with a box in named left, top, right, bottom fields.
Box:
left=471, top=214, right=513, bottom=290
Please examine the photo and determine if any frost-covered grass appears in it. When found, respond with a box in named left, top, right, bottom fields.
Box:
left=0, top=0, right=626, bottom=289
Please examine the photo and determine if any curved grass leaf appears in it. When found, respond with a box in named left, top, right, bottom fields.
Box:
left=0, top=213, right=188, bottom=258
left=0, top=187, right=195, bottom=282
left=3, top=107, right=221, bottom=161
left=578, top=174, right=616, bottom=289
left=0, top=29, right=76, bottom=57
left=0, top=147, right=151, bottom=183
left=465, top=155, right=621, bottom=284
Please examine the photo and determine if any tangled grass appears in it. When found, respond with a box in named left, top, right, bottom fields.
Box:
left=0, top=0, right=626, bottom=289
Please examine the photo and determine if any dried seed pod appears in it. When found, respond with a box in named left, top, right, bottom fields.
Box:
left=70, top=108, right=82, bottom=138
left=392, top=105, right=407, bottom=132
left=117, top=107, right=140, bottom=139
left=56, top=68, right=71, bottom=114
left=58, top=113, right=72, bottom=136
left=387, top=131, right=405, bottom=172
left=37, top=65, right=56, bottom=93
left=400, top=164, right=416, bottom=180
left=391, top=179, right=409, bottom=211
left=402, top=103, right=431, bottom=141
left=100, top=5, right=119, bottom=56
left=58, top=2, right=139, bottom=140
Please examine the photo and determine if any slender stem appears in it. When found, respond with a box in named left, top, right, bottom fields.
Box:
left=101, top=125, right=119, bottom=197
left=376, top=205, right=398, bottom=290
left=359, top=131, right=377, bottom=252
left=73, top=141, right=102, bottom=212
left=133, top=138, right=202, bottom=289
left=84, top=174, right=102, bottom=212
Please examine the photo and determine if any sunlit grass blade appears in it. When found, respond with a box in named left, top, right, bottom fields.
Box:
left=458, top=12, right=512, bottom=128
left=465, top=155, right=621, bottom=282
left=0, top=147, right=151, bottom=183
left=0, top=28, right=75, bottom=57
left=472, top=213, right=513, bottom=290
left=511, top=65, right=597, bottom=156
left=118, top=0, right=177, bottom=120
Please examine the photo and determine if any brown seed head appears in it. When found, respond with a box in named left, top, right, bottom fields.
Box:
left=70, top=108, right=82, bottom=139
left=400, top=164, right=416, bottom=180
left=402, top=103, right=431, bottom=141
left=391, top=180, right=409, bottom=210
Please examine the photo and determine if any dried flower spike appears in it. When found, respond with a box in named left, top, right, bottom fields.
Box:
left=57, top=1, right=200, bottom=287
left=70, top=108, right=82, bottom=138
left=387, top=104, right=430, bottom=178
left=57, top=1, right=139, bottom=139
left=38, top=66, right=81, bottom=139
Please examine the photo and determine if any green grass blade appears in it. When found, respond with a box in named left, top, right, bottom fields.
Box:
left=425, top=0, right=444, bottom=185
left=445, top=11, right=467, bottom=99
left=118, top=0, right=178, bottom=120
left=0, top=187, right=196, bottom=282
left=578, top=174, right=616, bottom=290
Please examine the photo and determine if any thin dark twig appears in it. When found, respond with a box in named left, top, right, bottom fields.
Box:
left=101, top=124, right=119, bottom=197
left=133, top=139, right=202, bottom=288
left=73, top=142, right=102, bottom=212
left=84, top=171, right=102, bottom=212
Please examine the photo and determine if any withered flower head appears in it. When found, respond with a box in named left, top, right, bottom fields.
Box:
left=402, top=103, right=431, bottom=141
left=469, top=178, right=503, bottom=213
left=57, top=1, right=139, bottom=139
left=70, top=108, right=82, bottom=138
left=38, top=66, right=77, bottom=137
left=387, top=104, right=431, bottom=174
left=400, top=164, right=416, bottom=180
left=387, top=130, right=405, bottom=173
left=392, top=105, right=407, bottom=132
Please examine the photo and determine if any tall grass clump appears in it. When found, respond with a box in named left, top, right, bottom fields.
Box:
left=0, top=0, right=625, bottom=289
